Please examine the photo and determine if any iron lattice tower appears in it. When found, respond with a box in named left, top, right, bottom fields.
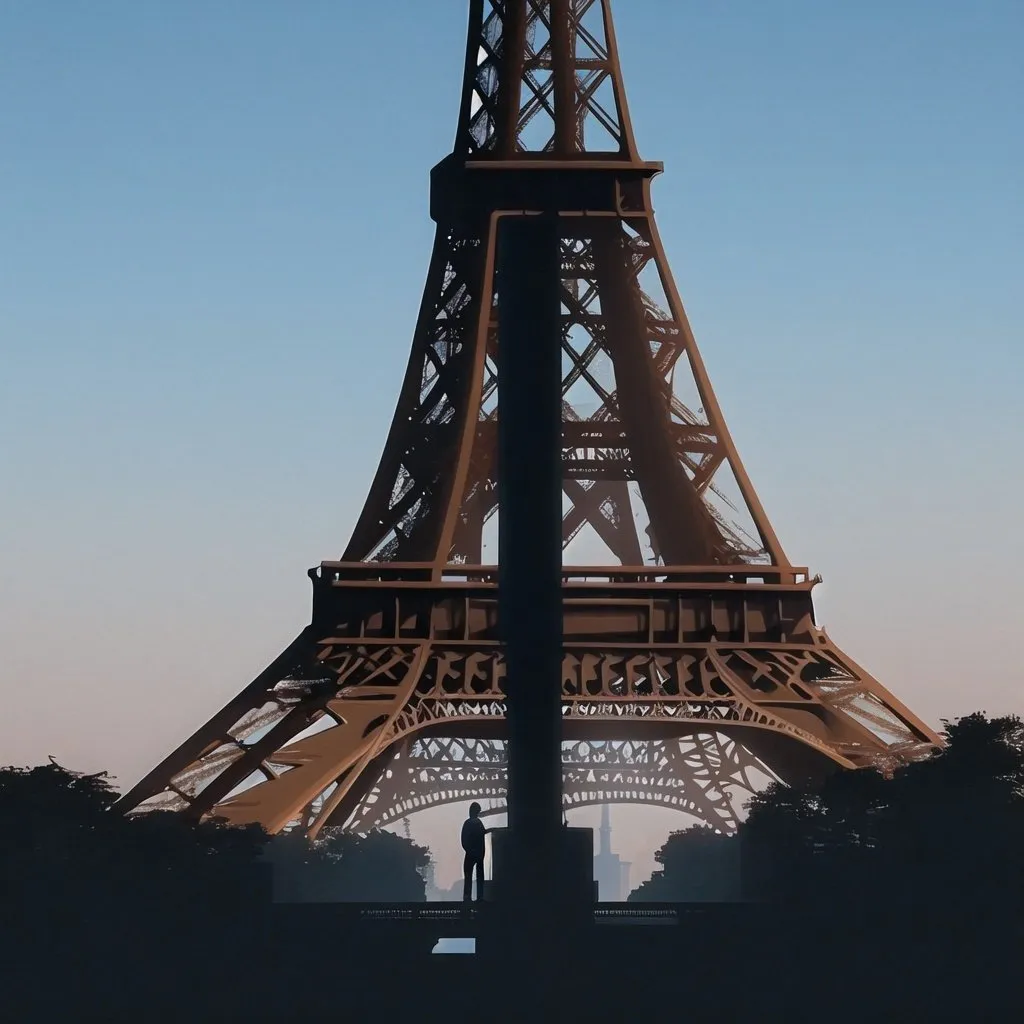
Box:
left=119, top=0, right=941, bottom=836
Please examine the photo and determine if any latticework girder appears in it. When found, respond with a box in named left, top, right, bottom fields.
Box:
left=344, top=735, right=773, bottom=833
left=120, top=565, right=939, bottom=837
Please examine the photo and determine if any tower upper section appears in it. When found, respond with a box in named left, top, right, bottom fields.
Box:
left=455, top=0, right=641, bottom=160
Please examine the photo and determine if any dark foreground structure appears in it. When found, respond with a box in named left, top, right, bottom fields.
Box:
left=11, top=891, right=1023, bottom=1021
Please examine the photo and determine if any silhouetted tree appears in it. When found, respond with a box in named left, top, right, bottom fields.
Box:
left=624, top=714, right=1024, bottom=913
left=629, top=825, right=740, bottom=902
left=3, top=759, right=122, bottom=902
left=3, top=758, right=437, bottom=1017
left=269, top=826, right=430, bottom=902
left=741, top=712, right=1024, bottom=906
left=2, top=758, right=432, bottom=947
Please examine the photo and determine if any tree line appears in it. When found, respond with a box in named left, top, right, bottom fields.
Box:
left=5, top=712, right=1022, bottom=1017
left=3, top=761, right=432, bottom=1018
left=3, top=758, right=430, bottom=906
left=630, top=712, right=1024, bottom=907
left=623, top=713, right=1024, bottom=1015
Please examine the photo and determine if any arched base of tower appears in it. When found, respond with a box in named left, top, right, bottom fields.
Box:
left=332, top=732, right=781, bottom=835
left=118, top=565, right=939, bottom=837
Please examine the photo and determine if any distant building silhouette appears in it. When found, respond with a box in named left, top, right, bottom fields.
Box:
left=427, top=876, right=465, bottom=902
left=420, top=856, right=437, bottom=897
left=402, top=816, right=437, bottom=894
left=593, top=805, right=630, bottom=901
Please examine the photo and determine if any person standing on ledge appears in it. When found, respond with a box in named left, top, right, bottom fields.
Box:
left=461, top=802, right=490, bottom=901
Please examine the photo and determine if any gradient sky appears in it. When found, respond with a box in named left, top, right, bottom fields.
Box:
left=2, top=0, right=1021, bottom=887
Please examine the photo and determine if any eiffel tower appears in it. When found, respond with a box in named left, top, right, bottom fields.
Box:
left=118, top=0, right=941, bottom=837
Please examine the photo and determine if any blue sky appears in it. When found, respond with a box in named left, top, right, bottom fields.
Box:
left=1, top=0, right=1021, bottom=886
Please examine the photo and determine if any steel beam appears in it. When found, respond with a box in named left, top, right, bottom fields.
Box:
left=496, top=213, right=567, bottom=901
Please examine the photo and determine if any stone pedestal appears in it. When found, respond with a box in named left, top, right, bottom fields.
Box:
left=488, top=826, right=596, bottom=905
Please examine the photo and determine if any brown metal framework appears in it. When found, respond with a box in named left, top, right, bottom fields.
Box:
left=346, top=735, right=774, bottom=834
left=118, top=0, right=941, bottom=836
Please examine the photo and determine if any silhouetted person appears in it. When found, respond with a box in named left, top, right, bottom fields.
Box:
left=461, top=802, right=489, bottom=901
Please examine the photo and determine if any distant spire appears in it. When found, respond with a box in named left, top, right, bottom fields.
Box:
left=599, top=803, right=611, bottom=856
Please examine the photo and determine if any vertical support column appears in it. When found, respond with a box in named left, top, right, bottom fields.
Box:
left=550, top=0, right=578, bottom=154
left=497, top=214, right=565, bottom=903
left=497, top=0, right=528, bottom=157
